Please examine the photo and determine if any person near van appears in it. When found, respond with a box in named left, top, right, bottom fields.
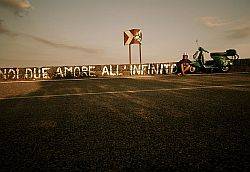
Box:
left=177, top=52, right=191, bottom=76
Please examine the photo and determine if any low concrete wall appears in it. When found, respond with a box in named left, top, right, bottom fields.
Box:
left=1, top=59, right=249, bottom=81
left=231, top=59, right=250, bottom=72
left=0, top=63, right=177, bottom=81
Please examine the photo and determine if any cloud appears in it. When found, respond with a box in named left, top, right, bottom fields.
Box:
left=0, top=19, right=18, bottom=36
left=199, top=16, right=231, bottom=28
left=0, top=0, right=31, bottom=10
left=0, top=0, right=33, bottom=16
left=227, top=26, right=250, bottom=39
left=0, top=20, right=6, bottom=33
left=199, top=16, right=250, bottom=39
left=22, top=33, right=103, bottom=54
left=0, top=21, right=103, bottom=54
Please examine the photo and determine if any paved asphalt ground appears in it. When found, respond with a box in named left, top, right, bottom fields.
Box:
left=0, top=73, right=249, bottom=171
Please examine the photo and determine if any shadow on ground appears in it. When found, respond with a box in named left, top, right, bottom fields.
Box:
left=0, top=74, right=250, bottom=170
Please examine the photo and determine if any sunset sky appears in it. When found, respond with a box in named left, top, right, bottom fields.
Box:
left=0, top=0, right=250, bottom=67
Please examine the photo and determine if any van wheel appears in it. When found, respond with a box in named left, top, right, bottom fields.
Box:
left=221, top=66, right=230, bottom=72
left=190, top=66, right=196, bottom=73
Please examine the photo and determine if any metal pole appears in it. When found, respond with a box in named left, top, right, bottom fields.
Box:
left=129, top=44, right=131, bottom=65
left=139, top=43, right=142, bottom=64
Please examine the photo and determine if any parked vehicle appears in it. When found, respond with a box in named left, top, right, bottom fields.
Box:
left=190, top=47, right=239, bottom=73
